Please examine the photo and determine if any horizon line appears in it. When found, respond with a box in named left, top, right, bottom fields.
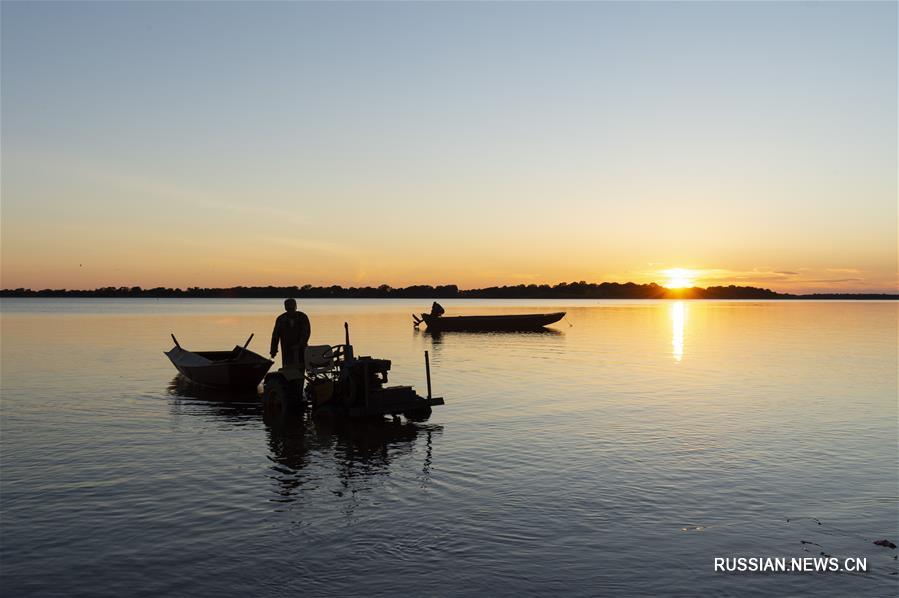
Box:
left=2, top=280, right=896, bottom=299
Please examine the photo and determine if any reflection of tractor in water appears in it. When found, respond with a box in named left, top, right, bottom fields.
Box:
left=263, top=323, right=443, bottom=421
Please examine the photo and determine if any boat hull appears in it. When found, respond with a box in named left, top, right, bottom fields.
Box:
left=421, top=312, right=565, bottom=332
left=165, top=346, right=273, bottom=389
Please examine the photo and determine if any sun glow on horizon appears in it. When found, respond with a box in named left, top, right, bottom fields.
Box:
left=663, top=268, right=695, bottom=289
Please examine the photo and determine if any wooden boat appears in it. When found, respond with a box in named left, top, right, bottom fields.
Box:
left=416, top=311, right=565, bottom=332
left=165, top=334, right=273, bottom=389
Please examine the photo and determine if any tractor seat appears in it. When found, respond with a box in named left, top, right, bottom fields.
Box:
left=305, top=345, right=335, bottom=372
left=305, top=344, right=351, bottom=380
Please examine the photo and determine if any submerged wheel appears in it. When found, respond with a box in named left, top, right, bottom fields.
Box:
left=264, top=375, right=304, bottom=417
left=263, top=376, right=289, bottom=418
left=403, top=406, right=432, bottom=422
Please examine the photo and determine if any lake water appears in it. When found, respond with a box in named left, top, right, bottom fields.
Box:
left=1, top=299, right=896, bottom=596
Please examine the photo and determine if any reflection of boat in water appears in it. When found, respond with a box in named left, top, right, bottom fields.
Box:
left=165, top=334, right=273, bottom=389
left=167, top=375, right=260, bottom=401
left=166, top=375, right=262, bottom=421
left=420, top=327, right=564, bottom=343
left=416, top=311, right=566, bottom=332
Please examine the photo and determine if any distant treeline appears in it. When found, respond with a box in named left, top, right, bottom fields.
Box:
left=1, top=282, right=896, bottom=300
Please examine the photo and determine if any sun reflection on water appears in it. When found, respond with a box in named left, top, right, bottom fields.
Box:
left=671, top=301, right=686, bottom=362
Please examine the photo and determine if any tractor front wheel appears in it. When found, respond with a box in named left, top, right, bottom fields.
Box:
left=403, top=406, right=432, bottom=422
left=263, top=376, right=287, bottom=417
left=263, top=375, right=303, bottom=419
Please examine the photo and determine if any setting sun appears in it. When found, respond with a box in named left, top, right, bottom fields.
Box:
left=663, top=268, right=695, bottom=289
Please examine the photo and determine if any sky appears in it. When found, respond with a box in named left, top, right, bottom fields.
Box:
left=1, top=1, right=896, bottom=293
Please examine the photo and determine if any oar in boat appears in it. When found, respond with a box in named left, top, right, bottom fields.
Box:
left=236, top=333, right=254, bottom=359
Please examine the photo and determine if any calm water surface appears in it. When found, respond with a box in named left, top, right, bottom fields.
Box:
left=1, top=299, right=896, bottom=596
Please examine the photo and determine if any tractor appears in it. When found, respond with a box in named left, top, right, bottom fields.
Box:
left=263, top=323, right=443, bottom=421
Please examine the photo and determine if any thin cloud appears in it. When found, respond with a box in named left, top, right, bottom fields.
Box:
left=635, top=266, right=880, bottom=291
left=265, top=236, right=358, bottom=258
left=51, top=155, right=308, bottom=225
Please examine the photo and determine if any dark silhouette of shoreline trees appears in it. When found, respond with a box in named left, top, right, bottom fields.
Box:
left=0, top=282, right=894, bottom=300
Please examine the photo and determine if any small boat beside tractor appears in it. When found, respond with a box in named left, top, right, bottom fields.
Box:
left=413, top=303, right=565, bottom=332
left=165, top=334, right=273, bottom=390
left=263, top=323, right=443, bottom=421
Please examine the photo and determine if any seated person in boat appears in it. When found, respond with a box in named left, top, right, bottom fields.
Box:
left=270, top=298, right=311, bottom=368
left=430, top=301, right=445, bottom=317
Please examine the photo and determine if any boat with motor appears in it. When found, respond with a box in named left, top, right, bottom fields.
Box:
left=413, top=308, right=565, bottom=332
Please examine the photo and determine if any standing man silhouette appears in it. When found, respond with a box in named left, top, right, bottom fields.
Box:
left=270, top=298, right=311, bottom=369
